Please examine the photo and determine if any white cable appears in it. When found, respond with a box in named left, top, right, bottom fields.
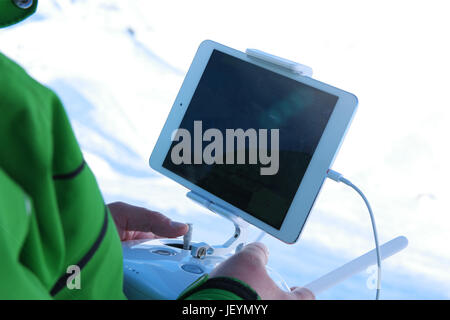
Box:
left=326, top=169, right=382, bottom=300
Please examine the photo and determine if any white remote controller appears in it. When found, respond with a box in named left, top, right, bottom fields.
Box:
left=122, top=235, right=407, bottom=299
left=122, top=238, right=226, bottom=300
left=304, top=236, right=408, bottom=296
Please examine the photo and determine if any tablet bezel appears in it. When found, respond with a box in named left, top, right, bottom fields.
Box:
left=150, top=40, right=358, bottom=244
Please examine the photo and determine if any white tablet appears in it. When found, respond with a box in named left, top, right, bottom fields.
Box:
left=150, top=40, right=358, bottom=244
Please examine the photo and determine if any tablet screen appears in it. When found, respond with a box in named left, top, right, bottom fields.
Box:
left=163, top=50, right=338, bottom=229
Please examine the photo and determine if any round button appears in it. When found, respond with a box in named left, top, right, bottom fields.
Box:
left=181, top=264, right=204, bottom=274
left=151, top=249, right=176, bottom=256
left=13, top=0, right=34, bottom=10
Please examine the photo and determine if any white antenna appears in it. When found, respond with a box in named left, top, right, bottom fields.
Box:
left=304, top=236, right=408, bottom=296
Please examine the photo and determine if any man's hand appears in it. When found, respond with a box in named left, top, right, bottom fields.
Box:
left=108, top=201, right=188, bottom=241
left=210, top=242, right=315, bottom=300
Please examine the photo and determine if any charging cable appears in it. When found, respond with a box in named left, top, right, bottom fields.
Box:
left=326, top=169, right=382, bottom=300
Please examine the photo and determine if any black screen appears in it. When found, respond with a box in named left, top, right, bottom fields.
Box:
left=163, top=50, right=338, bottom=229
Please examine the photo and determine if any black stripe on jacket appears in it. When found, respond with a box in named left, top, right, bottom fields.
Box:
left=53, top=160, right=86, bottom=180
left=50, top=206, right=109, bottom=296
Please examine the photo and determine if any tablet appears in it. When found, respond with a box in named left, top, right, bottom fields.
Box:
left=150, top=40, right=358, bottom=243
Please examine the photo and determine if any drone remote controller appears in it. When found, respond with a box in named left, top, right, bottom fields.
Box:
left=122, top=47, right=408, bottom=299
left=122, top=237, right=227, bottom=299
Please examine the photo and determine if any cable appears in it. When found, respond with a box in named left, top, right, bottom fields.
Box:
left=326, top=169, right=382, bottom=300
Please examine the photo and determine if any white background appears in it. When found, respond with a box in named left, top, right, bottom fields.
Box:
left=1, top=0, right=449, bottom=299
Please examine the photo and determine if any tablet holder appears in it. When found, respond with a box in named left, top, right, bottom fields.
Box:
left=246, top=48, right=313, bottom=77
left=185, top=191, right=249, bottom=258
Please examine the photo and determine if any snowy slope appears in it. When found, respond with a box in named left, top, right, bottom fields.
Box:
left=1, top=0, right=449, bottom=299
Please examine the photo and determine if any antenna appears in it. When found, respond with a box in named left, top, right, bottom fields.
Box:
left=303, top=236, right=408, bottom=296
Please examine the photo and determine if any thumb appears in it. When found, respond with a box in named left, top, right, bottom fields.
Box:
left=210, top=242, right=269, bottom=279
left=289, top=287, right=316, bottom=300
left=239, top=242, right=270, bottom=266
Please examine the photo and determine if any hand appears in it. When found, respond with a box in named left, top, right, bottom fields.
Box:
left=108, top=201, right=189, bottom=241
left=210, top=242, right=315, bottom=300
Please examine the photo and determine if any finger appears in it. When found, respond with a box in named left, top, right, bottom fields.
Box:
left=239, top=242, right=269, bottom=266
left=130, top=231, right=159, bottom=240
left=290, top=287, right=315, bottom=300
left=143, top=212, right=188, bottom=238
left=122, top=205, right=188, bottom=238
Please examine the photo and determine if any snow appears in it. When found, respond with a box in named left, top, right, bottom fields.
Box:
left=1, top=0, right=449, bottom=299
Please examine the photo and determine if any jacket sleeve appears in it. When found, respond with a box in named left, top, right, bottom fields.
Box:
left=0, top=169, right=52, bottom=299
left=178, top=274, right=260, bottom=300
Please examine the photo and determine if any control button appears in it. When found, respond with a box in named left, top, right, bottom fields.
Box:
left=181, top=264, right=204, bottom=274
left=151, top=249, right=176, bottom=256
left=13, top=0, right=34, bottom=10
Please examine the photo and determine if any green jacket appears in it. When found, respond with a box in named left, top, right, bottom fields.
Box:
left=0, top=0, right=259, bottom=300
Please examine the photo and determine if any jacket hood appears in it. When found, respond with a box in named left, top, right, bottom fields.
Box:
left=0, top=0, right=38, bottom=28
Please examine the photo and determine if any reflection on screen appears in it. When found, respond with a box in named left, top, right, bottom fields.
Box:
left=163, top=50, right=338, bottom=229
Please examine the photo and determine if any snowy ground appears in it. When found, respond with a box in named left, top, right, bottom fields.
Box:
left=1, top=0, right=449, bottom=299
